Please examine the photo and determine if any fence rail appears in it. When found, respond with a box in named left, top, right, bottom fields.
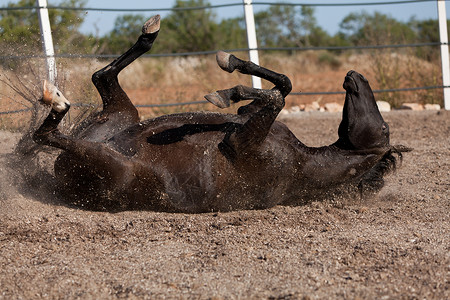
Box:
left=0, top=0, right=448, bottom=114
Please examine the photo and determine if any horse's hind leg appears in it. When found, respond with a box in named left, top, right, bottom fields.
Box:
left=72, top=15, right=161, bottom=140
left=91, top=15, right=161, bottom=117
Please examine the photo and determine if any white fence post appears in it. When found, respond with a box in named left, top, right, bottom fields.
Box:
left=437, top=0, right=450, bottom=110
left=36, top=0, right=57, bottom=84
left=242, top=0, right=262, bottom=89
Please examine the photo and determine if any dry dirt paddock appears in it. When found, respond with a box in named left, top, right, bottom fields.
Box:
left=0, top=110, right=448, bottom=299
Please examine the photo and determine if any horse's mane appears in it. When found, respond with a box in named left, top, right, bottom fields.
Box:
left=358, top=145, right=412, bottom=195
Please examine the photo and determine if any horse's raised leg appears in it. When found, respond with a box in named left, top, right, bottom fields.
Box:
left=34, top=81, right=121, bottom=159
left=207, top=51, right=292, bottom=113
left=216, top=51, right=291, bottom=96
left=205, top=51, right=292, bottom=161
left=73, top=15, right=160, bottom=140
left=90, top=15, right=160, bottom=121
left=33, top=80, right=71, bottom=147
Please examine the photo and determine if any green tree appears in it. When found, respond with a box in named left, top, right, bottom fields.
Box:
left=99, top=1, right=247, bottom=55
left=217, top=16, right=247, bottom=50
left=255, top=5, right=302, bottom=47
left=299, top=6, right=333, bottom=47
left=254, top=5, right=329, bottom=48
left=408, top=18, right=450, bottom=44
left=338, top=11, right=416, bottom=45
left=105, top=14, right=149, bottom=54
left=408, top=18, right=449, bottom=60
left=154, top=0, right=220, bottom=53
left=0, top=0, right=89, bottom=55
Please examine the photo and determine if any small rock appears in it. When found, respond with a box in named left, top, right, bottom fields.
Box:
left=424, top=103, right=440, bottom=110
left=290, top=105, right=301, bottom=113
left=376, top=101, right=391, bottom=112
left=357, top=207, right=368, bottom=213
left=304, top=101, right=320, bottom=112
left=324, top=102, right=343, bottom=113
left=279, top=109, right=290, bottom=115
left=400, top=103, right=424, bottom=110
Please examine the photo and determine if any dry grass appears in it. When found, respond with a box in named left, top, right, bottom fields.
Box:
left=0, top=51, right=443, bottom=131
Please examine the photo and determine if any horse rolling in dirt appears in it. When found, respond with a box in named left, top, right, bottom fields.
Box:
left=32, top=15, right=410, bottom=212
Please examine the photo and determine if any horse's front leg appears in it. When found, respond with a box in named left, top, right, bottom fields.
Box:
left=204, top=52, right=290, bottom=161
left=208, top=51, right=292, bottom=116
left=206, top=85, right=285, bottom=161
left=33, top=80, right=71, bottom=148
left=33, top=81, right=116, bottom=157
left=216, top=51, right=292, bottom=97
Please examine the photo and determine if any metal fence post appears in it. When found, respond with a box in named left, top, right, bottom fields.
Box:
left=437, top=0, right=450, bottom=110
left=242, top=0, right=262, bottom=89
left=36, top=0, right=57, bottom=84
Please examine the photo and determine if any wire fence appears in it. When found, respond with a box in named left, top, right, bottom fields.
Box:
left=0, top=42, right=443, bottom=60
left=0, top=0, right=439, bottom=12
left=0, top=0, right=447, bottom=115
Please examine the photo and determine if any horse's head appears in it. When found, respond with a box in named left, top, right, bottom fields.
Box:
left=337, top=70, right=389, bottom=151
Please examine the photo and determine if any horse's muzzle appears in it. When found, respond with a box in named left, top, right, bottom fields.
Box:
left=343, top=74, right=358, bottom=93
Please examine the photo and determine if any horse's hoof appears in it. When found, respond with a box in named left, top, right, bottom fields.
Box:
left=216, top=51, right=236, bottom=73
left=142, top=15, right=161, bottom=35
left=42, top=80, right=70, bottom=113
left=204, top=91, right=230, bottom=109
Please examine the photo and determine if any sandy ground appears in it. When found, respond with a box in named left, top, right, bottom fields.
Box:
left=0, top=110, right=448, bottom=299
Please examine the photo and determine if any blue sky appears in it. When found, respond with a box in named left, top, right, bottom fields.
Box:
left=0, top=0, right=445, bottom=36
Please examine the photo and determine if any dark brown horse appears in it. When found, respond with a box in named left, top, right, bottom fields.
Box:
left=32, top=15, right=410, bottom=212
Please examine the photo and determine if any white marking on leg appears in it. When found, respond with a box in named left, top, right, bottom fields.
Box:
left=53, top=94, right=70, bottom=112
left=42, top=80, right=70, bottom=112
